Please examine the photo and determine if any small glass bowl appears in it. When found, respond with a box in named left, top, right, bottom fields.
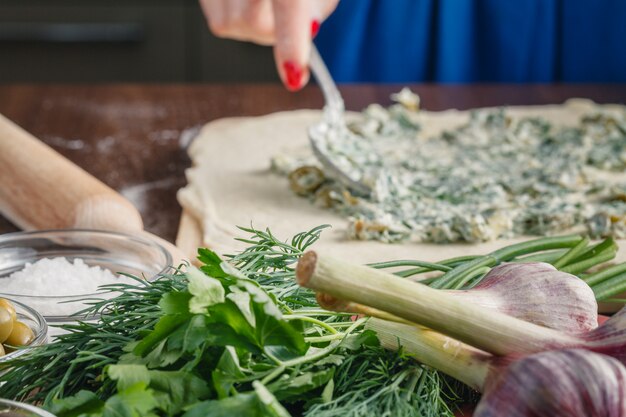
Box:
left=0, top=298, right=47, bottom=364
left=0, top=399, right=56, bottom=417
left=0, top=230, right=172, bottom=325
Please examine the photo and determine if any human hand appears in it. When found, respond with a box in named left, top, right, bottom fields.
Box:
left=199, top=0, right=339, bottom=91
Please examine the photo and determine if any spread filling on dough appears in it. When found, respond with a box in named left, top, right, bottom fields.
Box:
left=271, top=90, right=626, bottom=244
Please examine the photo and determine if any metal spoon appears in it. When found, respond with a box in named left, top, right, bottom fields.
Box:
left=308, top=45, right=381, bottom=197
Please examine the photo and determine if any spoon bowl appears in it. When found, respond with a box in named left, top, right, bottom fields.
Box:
left=308, top=45, right=380, bottom=197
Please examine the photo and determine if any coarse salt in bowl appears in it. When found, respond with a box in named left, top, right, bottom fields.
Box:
left=0, top=230, right=172, bottom=327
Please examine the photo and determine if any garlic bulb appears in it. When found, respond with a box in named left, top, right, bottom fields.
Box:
left=448, top=262, right=598, bottom=333
left=297, top=252, right=584, bottom=356
left=302, top=252, right=626, bottom=416
left=583, top=306, right=626, bottom=364
left=368, top=316, right=626, bottom=414
left=475, top=349, right=626, bottom=417
left=318, top=262, right=598, bottom=334
left=298, top=251, right=626, bottom=364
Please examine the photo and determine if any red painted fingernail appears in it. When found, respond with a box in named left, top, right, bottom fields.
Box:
left=283, top=61, right=303, bottom=91
left=311, top=20, right=321, bottom=37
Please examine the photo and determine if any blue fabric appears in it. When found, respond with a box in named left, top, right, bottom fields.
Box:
left=314, top=0, right=626, bottom=83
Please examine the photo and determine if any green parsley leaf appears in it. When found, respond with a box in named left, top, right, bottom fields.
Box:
left=188, top=267, right=225, bottom=314
left=212, top=347, right=247, bottom=399
left=227, top=287, right=255, bottom=327
left=197, top=248, right=228, bottom=278
left=108, top=365, right=150, bottom=391
left=133, top=314, right=188, bottom=358
left=267, top=368, right=335, bottom=401
left=148, top=370, right=211, bottom=415
left=339, top=329, right=379, bottom=351
left=49, top=390, right=104, bottom=417
left=102, top=383, right=158, bottom=417
left=182, top=393, right=261, bottom=417
left=159, top=291, right=192, bottom=315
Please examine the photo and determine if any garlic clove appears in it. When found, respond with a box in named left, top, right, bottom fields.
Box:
left=475, top=349, right=626, bottom=417
left=450, top=262, right=598, bottom=333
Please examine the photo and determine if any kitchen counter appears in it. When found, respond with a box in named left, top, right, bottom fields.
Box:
left=1, top=83, right=625, bottom=242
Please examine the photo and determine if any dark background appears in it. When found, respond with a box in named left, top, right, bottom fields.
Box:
left=0, top=0, right=278, bottom=83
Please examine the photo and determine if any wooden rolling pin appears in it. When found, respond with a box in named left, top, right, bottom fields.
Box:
left=0, top=113, right=186, bottom=264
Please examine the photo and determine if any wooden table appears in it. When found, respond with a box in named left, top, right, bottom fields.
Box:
left=0, top=83, right=624, bottom=416
left=1, top=84, right=625, bottom=243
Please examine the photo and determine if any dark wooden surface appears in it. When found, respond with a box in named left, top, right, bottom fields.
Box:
left=1, top=83, right=625, bottom=242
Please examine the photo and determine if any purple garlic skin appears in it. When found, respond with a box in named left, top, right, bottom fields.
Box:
left=449, top=262, right=598, bottom=333
left=584, top=306, right=626, bottom=365
left=475, top=349, right=626, bottom=417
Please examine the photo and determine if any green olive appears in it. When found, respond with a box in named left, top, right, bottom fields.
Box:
left=0, top=298, right=16, bottom=323
left=5, top=321, right=34, bottom=347
left=0, top=343, right=5, bottom=357
left=0, top=307, right=14, bottom=343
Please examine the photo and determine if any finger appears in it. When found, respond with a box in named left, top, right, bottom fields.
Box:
left=200, top=0, right=230, bottom=38
left=311, top=0, right=340, bottom=37
left=231, top=0, right=276, bottom=45
left=271, top=0, right=314, bottom=91
left=201, top=0, right=275, bottom=45
left=321, top=0, right=340, bottom=17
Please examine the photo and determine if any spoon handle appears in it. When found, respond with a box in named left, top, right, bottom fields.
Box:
left=309, top=45, right=345, bottom=122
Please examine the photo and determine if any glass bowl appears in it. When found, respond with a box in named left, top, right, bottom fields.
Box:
left=0, top=230, right=172, bottom=325
left=0, top=399, right=56, bottom=417
left=0, top=298, right=47, bottom=364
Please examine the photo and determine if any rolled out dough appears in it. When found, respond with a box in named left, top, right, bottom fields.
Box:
left=177, top=99, right=626, bottom=267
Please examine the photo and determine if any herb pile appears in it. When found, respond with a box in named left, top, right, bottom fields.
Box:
left=272, top=92, right=626, bottom=243
left=0, top=226, right=459, bottom=417
left=1, top=226, right=625, bottom=416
